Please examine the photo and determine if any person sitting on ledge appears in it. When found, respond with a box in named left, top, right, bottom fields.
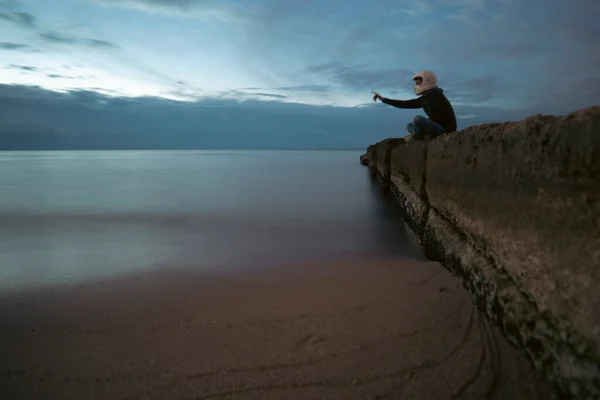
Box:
left=372, top=70, right=457, bottom=141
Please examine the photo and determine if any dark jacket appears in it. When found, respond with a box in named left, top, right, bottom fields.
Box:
left=382, top=87, right=457, bottom=133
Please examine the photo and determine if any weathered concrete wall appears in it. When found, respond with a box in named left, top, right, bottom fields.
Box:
left=361, top=106, right=600, bottom=398
left=364, top=138, right=407, bottom=186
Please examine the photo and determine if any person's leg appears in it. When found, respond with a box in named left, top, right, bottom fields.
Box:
left=405, top=122, right=415, bottom=141
left=412, top=115, right=446, bottom=140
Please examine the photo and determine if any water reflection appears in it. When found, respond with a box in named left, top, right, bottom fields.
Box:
left=0, top=150, right=420, bottom=293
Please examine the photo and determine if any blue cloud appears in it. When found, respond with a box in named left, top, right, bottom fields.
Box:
left=305, top=63, right=414, bottom=92
left=251, top=93, right=287, bottom=99
left=7, top=64, right=38, bottom=71
left=0, top=11, right=35, bottom=28
left=0, top=42, right=33, bottom=50
left=39, top=31, right=119, bottom=48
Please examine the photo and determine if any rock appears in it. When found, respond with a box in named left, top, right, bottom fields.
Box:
left=360, top=153, right=369, bottom=165
left=360, top=106, right=600, bottom=399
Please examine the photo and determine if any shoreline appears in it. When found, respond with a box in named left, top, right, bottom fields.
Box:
left=0, top=257, right=556, bottom=399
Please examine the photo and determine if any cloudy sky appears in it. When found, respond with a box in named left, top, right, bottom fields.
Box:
left=0, top=0, right=598, bottom=149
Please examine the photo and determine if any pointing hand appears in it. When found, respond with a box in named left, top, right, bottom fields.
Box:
left=372, top=91, right=383, bottom=102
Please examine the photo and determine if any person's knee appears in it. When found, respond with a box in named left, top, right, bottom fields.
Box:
left=413, top=115, right=426, bottom=124
left=410, top=115, right=427, bottom=140
left=412, top=115, right=427, bottom=133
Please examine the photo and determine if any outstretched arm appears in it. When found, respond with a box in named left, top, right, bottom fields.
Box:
left=372, top=91, right=423, bottom=109
left=381, top=97, right=423, bottom=109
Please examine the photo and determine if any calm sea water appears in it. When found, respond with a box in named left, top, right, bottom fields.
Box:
left=0, top=150, right=418, bottom=294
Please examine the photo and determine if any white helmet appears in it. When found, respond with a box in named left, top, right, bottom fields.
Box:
left=413, top=70, right=438, bottom=95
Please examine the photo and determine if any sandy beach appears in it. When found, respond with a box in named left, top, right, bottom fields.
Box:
left=0, top=257, right=556, bottom=399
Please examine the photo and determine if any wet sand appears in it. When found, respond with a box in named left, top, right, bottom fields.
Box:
left=0, top=258, right=556, bottom=399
